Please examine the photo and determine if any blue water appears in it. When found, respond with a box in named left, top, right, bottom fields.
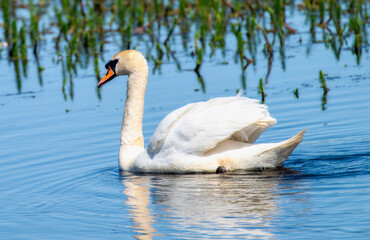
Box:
left=1, top=8, right=370, bottom=240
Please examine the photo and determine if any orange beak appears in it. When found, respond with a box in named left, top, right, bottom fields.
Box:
left=98, top=66, right=116, bottom=88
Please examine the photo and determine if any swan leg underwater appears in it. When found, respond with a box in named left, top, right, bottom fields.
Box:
left=98, top=50, right=305, bottom=173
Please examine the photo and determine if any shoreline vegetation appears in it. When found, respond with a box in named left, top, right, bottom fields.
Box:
left=0, top=0, right=368, bottom=101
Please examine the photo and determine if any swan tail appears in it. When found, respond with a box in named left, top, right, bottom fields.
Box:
left=255, top=129, right=305, bottom=168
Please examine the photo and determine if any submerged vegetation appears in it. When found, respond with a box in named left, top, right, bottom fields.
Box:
left=0, top=0, right=369, bottom=104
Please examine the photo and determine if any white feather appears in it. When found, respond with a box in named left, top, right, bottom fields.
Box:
left=149, top=97, right=274, bottom=156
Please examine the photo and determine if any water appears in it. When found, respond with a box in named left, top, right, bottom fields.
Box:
left=1, top=7, right=370, bottom=240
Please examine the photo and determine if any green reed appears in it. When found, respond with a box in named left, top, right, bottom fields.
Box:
left=258, top=78, right=266, bottom=103
left=0, top=0, right=369, bottom=100
left=319, top=70, right=329, bottom=94
left=319, top=70, right=329, bottom=110
left=1, top=0, right=11, bottom=41
left=293, top=88, right=299, bottom=99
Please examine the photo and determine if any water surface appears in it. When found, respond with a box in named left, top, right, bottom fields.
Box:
left=1, top=3, right=370, bottom=239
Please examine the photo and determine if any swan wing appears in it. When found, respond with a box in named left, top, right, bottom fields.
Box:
left=147, top=102, right=199, bottom=155
left=147, top=96, right=276, bottom=157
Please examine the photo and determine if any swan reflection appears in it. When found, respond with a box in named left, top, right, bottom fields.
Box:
left=121, top=169, right=304, bottom=239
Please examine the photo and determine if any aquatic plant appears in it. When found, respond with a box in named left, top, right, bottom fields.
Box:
left=319, top=70, right=329, bottom=111
left=1, top=0, right=11, bottom=41
left=293, top=88, right=299, bottom=99
left=319, top=70, right=329, bottom=94
left=258, top=78, right=266, bottom=103
left=0, top=0, right=368, bottom=100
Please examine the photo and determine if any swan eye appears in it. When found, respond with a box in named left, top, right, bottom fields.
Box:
left=105, top=59, right=119, bottom=72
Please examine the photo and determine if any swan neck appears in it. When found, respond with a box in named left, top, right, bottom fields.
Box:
left=122, top=71, right=147, bottom=147
left=119, top=70, right=147, bottom=169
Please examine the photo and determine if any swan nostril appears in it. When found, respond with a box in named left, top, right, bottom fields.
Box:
left=216, top=166, right=227, bottom=174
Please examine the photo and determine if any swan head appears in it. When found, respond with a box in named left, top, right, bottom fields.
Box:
left=98, top=50, right=148, bottom=88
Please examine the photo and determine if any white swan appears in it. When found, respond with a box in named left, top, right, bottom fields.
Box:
left=98, top=50, right=305, bottom=173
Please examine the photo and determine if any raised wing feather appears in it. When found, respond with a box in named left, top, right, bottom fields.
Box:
left=147, top=102, right=199, bottom=155
left=147, top=96, right=276, bottom=157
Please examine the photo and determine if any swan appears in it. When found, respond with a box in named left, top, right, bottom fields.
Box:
left=98, top=50, right=305, bottom=173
